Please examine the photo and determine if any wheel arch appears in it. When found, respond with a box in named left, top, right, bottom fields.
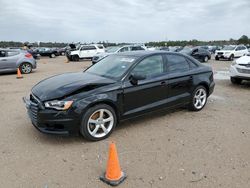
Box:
left=197, top=82, right=209, bottom=95
left=86, top=100, right=120, bottom=121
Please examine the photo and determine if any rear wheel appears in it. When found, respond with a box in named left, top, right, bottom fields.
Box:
left=19, top=63, right=32, bottom=74
left=215, top=56, right=219, bottom=60
left=229, top=54, right=234, bottom=61
left=189, top=86, right=208, bottom=111
left=230, top=77, right=242, bottom=84
left=80, top=104, right=117, bottom=141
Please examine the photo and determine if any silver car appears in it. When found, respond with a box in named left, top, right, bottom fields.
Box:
left=0, top=49, right=37, bottom=74
left=92, top=45, right=146, bottom=64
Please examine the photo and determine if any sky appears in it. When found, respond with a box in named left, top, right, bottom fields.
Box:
left=0, top=0, right=250, bottom=43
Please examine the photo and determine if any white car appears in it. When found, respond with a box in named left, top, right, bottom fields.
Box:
left=229, top=54, right=250, bottom=84
left=215, top=45, right=248, bottom=61
left=67, top=44, right=105, bottom=61
left=92, top=45, right=146, bottom=64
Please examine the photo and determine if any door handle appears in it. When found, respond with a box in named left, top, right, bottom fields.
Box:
left=1, top=59, right=7, bottom=61
left=160, top=81, right=166, bottom=85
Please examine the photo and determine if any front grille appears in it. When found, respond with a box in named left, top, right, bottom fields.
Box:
left=239, top=64, right=250, bottom=68
left=236, top=68, right=250, bottom=74
left=217, top=52, right=223, bottom=55
left=29, top=94, right=39, bottom=126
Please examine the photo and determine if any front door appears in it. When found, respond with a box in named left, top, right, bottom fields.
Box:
left=122, top=54, right=168, bottom=117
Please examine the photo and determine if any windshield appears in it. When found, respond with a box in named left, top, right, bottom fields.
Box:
left=180, top=47, right=192, bottom=54
left=85, top=55, right=136, bottom=79
left=105, top=46, right=121, bottom=53
left=223, top=46, right=235, bottom=50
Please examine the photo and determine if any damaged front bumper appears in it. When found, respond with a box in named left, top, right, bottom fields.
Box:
left=23, top=96, right=80, bottom=136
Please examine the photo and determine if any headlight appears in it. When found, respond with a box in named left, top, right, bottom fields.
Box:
left=44, top=100, right=73, bottom=110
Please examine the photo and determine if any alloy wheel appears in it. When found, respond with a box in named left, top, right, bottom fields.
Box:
left=87, top=109, right=114, bottom=138
left=194, top=88, right=207, bottom=110
left=21, top=63, right=32, bottom=74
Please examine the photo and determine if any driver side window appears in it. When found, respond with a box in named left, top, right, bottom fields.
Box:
left=0, top=51, right=6, bottom=57
left=131, top=55, right=164, bottom=79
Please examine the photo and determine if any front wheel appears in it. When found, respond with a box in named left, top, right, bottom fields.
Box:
left=80, top=104, right=117, bottom=141
left=203, top=56, right=209, bottom=62
left=50, top=53, right=56, bottom=58
left=230, top=77, right=242, bottom=84
left=19, top=63, right=32, bottom=74
left=189, top=86, right=208, bottom=111
left=215, top=56, right=219, bottom=60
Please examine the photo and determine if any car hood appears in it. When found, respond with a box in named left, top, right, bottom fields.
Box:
left=32, top=72, right=115, bottom=102
left=236, top=55, right=250, bottom=65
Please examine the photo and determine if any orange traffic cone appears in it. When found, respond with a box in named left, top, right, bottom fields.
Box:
left=100, top=142, right=126, bottom=186
left=16, top=68, right=23, bottom=79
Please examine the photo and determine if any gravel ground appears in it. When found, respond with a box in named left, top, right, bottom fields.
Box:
left=0, top=56, right=249, bottom=188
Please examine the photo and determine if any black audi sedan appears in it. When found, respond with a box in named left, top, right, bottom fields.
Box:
left=180, top=47, right=211, bottom=62
left=23, top=51, right=215, bottom=141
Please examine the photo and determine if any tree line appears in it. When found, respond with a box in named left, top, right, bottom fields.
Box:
left=0, top=35, right=249, bottom=48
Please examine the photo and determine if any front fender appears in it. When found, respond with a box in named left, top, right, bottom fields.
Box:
left=72, top=92, right=121, bottom=117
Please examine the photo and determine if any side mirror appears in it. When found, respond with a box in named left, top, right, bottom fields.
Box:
left=129, top=73, right=146, bottom=85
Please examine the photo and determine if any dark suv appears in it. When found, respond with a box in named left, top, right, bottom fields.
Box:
left=23, top=51, right=215, bottom=141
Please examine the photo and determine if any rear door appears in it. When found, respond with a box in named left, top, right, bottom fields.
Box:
left=122, top=54, right=168, bottom=117
left=88, top=45, right=98, bottom=57
left=0, top=50, right=19, bottom=71
left=165, top=54, right=194, bottom=106
left=235, top=46, right=242, bottom=57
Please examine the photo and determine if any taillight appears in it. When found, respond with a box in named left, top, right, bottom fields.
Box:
left=25, top=53, right=32, bottom=58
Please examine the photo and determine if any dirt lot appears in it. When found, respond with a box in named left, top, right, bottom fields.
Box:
left=0, top=56, right=249, bottom=188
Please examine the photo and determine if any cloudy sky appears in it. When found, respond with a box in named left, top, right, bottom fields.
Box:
left=0, top=0, right=249, bottom=43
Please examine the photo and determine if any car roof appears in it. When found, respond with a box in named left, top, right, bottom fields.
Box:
left=113, top=50, right=185, bottom=58
left=0, top=48, right=22, bottom=52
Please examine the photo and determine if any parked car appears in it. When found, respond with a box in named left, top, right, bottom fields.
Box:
left=27, top=49, right=39, bottom=59
left=57, top=47, right=68, bottom=56
left=215, top=45, right=248, bottom=61
left=36, top=47, right=59, bottom=58
left=92, top=45, right=145, bottom=64
left=67, top=44, right=105, bottom=61
left=23, top=51, right=215, bottom=141
left=0, top=49, right=36, bottom=74
left=229, top=54, right=250, bottom=84
left=180, top=47, right=211, bottom=62
left=208, top=46, right=221, bottom=54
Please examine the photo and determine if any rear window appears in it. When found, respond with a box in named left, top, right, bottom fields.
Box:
left=166, top=54, right=190, bottom=73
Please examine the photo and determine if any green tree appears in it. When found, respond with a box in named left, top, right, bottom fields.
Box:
left=238, top=35, right=249, bottom=45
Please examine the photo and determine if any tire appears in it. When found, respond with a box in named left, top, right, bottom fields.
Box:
left=228, top=54, right=234, bottom=61
left=215, top=56, right=219, bottom=60
left=230, top=77, right=242, bottom=85
left=50, top=53, right=56, bottom=58
left=19, top=62, right=32, bottom=74
left=61, top=52, right=65, bottom=56
left=188, top=86, right=208, bottom=111
left=203, top=56, right=209, bottom=62
left=80, top=104, right=117, bottom=141
left=73, top=55, right=79, bottom=61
